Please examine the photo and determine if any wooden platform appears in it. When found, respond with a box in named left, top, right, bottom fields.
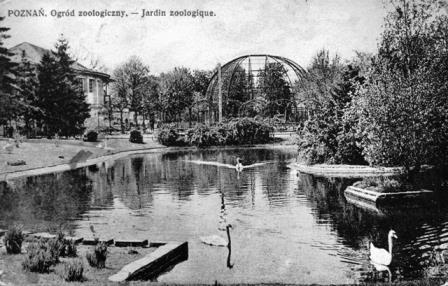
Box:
left=292, top=163, right=404, bottom=178
left=65, top=236, right=84, bottom=244
left=344, top=186, right=435, bottom=210
left=115, top=239, right=148, bottom=247
left=82, top=237, right=114, bottom=246
left=108, top=241, right=188, bottom=282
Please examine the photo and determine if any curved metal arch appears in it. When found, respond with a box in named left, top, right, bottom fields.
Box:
left=206, top=54, right=309, bottom=121
left=226, top=56, right=248, bottom=103
left=206, top=54, right=307, bottom=97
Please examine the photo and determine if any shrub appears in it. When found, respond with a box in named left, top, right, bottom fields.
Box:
left=22, top=240, right=59, bottom=273
left=129, top=130, right=143, bottom=143
left=4, top=225, right=24, bottom=254
left=353, top=177, right=414, bottom=193
left=185, top=124, right=224, bottom=147
left=86, top=242, right=107, bottom=268
left=63, top=240, right=77, bottom=257
left=47, top=237, right=63, bottom=263
left=297, top=65, right=366, bottom=165
left=84, top=130, right=98, bottom=142
left=157, top=128, right=181, bottom=146
left=54, top=232, right=77, bottom=257
left=158, top=118, right=273, bottom=147
left=61, top=259, right=84, bottom=282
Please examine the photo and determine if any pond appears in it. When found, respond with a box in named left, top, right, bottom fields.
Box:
left=1, top=147, right=448, bottom=284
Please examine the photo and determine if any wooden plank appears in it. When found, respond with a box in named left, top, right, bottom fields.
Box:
left=82, top=237, right=114, bottom=246
left=149, top=241, right=167, bottom=247
left=109, top=241, right=188, bottom=282
left=115, top=239, right=148, bottom=247
left=345, top=186, right=434, bottom=205
left=65, top=236, right=84, bottom=244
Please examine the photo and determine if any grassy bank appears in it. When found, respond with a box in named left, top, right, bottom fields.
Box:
left=0, top=243, right=157, bottom=285
left=0, top=137, right=165, bottom=175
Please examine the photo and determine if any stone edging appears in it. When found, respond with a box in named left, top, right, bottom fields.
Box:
left=292, top=163, right=405, bottom=178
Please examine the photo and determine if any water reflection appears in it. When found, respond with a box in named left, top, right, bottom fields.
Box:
left=1, top=148, right=448, bottom=284
left=0, top=169, right=97, bottom=232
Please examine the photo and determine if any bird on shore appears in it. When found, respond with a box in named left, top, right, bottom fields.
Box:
left=200, top=224, right=232, bottom=247
left=370, top=230, right=398, bottom=266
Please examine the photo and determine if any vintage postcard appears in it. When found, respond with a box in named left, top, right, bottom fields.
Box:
left=1, top=0, right=448, bottom=285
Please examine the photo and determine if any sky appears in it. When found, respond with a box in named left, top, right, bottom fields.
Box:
left=1, top=0, right=390, bottom=74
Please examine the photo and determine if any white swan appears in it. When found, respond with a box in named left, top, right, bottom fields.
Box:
left=187, top=158, right=268, bottom=172
left=235, top=157, right=243, bottom=172
left=370, top=229, right=398, bottom=266
left=200, top=224, right=232, bottom=247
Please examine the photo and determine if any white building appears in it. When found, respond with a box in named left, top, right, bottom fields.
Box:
left=9, top=42, right=112, bottom=130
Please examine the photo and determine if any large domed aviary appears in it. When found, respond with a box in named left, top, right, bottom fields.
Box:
left=205, top=54, right=307, bottom=122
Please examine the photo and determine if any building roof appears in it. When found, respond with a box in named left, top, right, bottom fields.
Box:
left=9, top=42, right=111, bottom=81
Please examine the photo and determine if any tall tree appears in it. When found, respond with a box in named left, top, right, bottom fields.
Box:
left=258, top=62, right=292, bottom=119
left=354, top=0, right=448, bottom=169
left=141, top=75, right=160, bottom=130
left=36, top=37, right=90, bottom=137
left=298, top=49, right=344, bottom=111
left=159, top=67, right=194, bottom=125
left=0, top=16, right=18, bottom=125
left=113, top=56, right=150, bottom=128
left=223, top=66, right=250, bottom=118
left=192, top=69, right=212, bottom=121
left=16, top=54, right=39, bottom=136
left=111, top=66, right=130, bottom=133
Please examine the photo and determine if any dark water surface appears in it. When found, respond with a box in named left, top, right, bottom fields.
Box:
left=1, top=147, right=448, bottom=284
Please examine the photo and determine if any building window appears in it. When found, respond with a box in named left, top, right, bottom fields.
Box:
left=82, top=78, right=87, bottom=92
left=89, top=79, right=94, bottom=93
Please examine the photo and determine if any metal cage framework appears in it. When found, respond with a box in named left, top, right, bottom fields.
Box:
left=205, top=54, right=307, bottom=123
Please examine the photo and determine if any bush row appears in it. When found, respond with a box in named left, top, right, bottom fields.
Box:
left=157, top=118, right=273, bottom=147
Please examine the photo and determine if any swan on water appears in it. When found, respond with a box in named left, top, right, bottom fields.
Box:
left=200, top=224, right=232, bottom=247
left=370, top=230, right=398, bottom=266
left=235, top=157, right=243, bottom=172
left=187, top=158, right=269, bottom=172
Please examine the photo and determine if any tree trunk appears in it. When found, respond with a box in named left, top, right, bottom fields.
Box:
left=189, top=107, right=192, bottom=128
left=134, top=111, right=138, bottom=129
left=120, top=110, right=124, bottom=134
left=108, top=109, right=112, bottom=135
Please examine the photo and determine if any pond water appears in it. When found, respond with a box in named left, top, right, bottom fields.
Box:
left=1, top=147, right=448, bottom=284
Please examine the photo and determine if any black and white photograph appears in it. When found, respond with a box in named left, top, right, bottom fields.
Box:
left=1, top=0, right=448, bottom=285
